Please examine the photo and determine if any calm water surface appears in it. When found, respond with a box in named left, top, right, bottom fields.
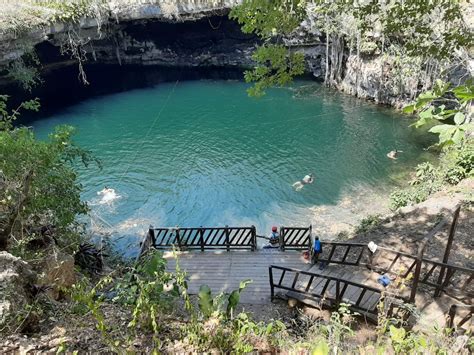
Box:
left=32, top=80, right=432, bottom=255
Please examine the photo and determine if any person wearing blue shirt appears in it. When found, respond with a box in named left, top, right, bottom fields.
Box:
left=312, top=236, right=322, bottom=264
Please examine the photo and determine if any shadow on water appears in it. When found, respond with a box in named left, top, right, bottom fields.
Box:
left=11, top=64, right=247, bottom=122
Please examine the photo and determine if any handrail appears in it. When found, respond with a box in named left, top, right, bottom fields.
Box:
left=280, top=225, right=312, bottom=250
left=145, top=225, right=313, bottom=251
left=268, top=265, right=406, bottom=315
left=148, top=225, right=257, bottom=251
left=314, top=211, right=473, bottom=300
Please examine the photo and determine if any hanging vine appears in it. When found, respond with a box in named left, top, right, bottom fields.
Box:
left=59, top=28, right=92, bottom=85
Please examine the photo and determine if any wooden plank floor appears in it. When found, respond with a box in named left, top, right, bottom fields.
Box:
left=164, top=250, right=310, bottom=304
left=164, top=251, right=396, bottom=311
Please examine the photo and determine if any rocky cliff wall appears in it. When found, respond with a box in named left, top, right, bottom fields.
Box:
left=1, top=1, right=471, bottom=108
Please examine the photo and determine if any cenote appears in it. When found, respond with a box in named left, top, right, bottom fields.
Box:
left=30, top=74, right=433, bottom=256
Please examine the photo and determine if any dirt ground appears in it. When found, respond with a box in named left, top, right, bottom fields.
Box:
left=343, top=179, right=473, bottom=268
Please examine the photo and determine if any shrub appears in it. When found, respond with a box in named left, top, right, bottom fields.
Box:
left=390, top=141, right=473, bottom=210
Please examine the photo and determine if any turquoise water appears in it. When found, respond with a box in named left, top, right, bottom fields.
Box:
left=32, top=80, right=432, bottom=254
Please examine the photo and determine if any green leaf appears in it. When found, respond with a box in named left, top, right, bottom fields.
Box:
left=453, top=84, right=474, bottom=103
left=429, top=124, right=452, bottom=134
left=433, top=79, right=450, bottom=97
left=452, top=128, right=464, bottom=144
left=238, top=279, right=253, bottom=292
left=311, top=340, right=329, bottom=355
left=418, top=336, right=428, bottom=348
left=226, top=279, right=253, bottom=317
left=198, top=285, right=214, bottom=318
left=454, top=112, right=465, bottom=125
left=403, top=104, right=416, bottom=114
left=389, top=325, right=406, bottom=343
left=227, top=289, right=241, bottom=317
left=419, top=107, right=434, bottom=119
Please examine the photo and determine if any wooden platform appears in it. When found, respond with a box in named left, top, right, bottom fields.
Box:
left=164, top=250, right=386, bottom=307
left=164, top=250, right=310, bottom=304
left=163, top=250, right=470, bottom=329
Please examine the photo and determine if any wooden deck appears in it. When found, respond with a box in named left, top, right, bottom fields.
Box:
left=164, top=250, right=310, bottom=304
left=163, top=250, right=471, bottom=330
left=164, top=250, right=387, bottom=307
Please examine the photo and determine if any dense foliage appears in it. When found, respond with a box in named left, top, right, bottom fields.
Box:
left=0, top=96, right=93, bottom=252
left=231, top=0, right=472, bottom=96
left=405, top=80, right=473, bottom=147
left=390, top=142, right=474, bottom=209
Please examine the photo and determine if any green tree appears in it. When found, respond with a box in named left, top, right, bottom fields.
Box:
left=231, top=0, right=472, bottom=96
left=0, top=96, right=94, bottom=251
left=230, top=0, right=307, bottom=96
left=404, top=80, right=474, bottom=146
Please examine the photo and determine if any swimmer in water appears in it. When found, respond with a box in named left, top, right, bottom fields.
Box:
left=387, top=150, right=402, bottom=160
left=97, top=186, right=119, bottom=204
left=293, top=173, right=314, bottom=191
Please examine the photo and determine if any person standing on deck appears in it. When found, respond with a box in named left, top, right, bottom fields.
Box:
left=312, top=236, right=322, bottom=264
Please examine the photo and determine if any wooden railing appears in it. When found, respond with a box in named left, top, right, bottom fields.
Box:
left=148, top=226, right=257, bottom=251
left=316, top=242, right=473, bottom=301
left=143, top=225, right=313, bottom=252
left=280, top=225, right=312, bottom=250
left=268, top=265, right=401, bottom=315
left=317, top=241, right=369, bottom=266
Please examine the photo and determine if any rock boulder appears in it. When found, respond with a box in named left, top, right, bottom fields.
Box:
left=0, top=252, right=36, bottom=332
left=38, top=247, right=76, bottom=300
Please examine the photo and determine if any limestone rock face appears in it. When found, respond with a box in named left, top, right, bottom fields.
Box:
left=38, top=247, right=76, bottom=300
left=0, top=252, right=36, bottom=331
left=339, top=54, right=420, bottom=108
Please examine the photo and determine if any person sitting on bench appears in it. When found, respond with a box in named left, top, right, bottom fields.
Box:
left=263, top=226, right=280, bottom=249
left=269, top=226, right=280, bottom=246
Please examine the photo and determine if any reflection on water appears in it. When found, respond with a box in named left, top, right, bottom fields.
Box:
left=32, top=80, right=434, bottom=257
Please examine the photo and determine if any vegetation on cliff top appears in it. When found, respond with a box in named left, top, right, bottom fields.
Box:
left=0, top=0, right=236, bottom=36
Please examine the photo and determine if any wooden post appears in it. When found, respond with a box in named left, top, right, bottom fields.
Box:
left=280, top=226, right=285, bottom=251
left=435, top=206, right=461, bottom=297
left=149, top=225, right=156, bottom=246
left=410, top=218, right=448, bottom=303
left=251, top=225, right=256, bottom=251
left=175, top=226, right=181, bottom=250
left=308, top=225, right=313, bottom=252
left=447, top=304, right=457, bottom=329
left=200, top=226, right=204, bottom=252
left=410, top=247, right=424, bottom=303
left=269, top=267, right=274, bottom=301
left=225, top=225, right=230, bottom=252
left=138, top=227, right=154, bottom=260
